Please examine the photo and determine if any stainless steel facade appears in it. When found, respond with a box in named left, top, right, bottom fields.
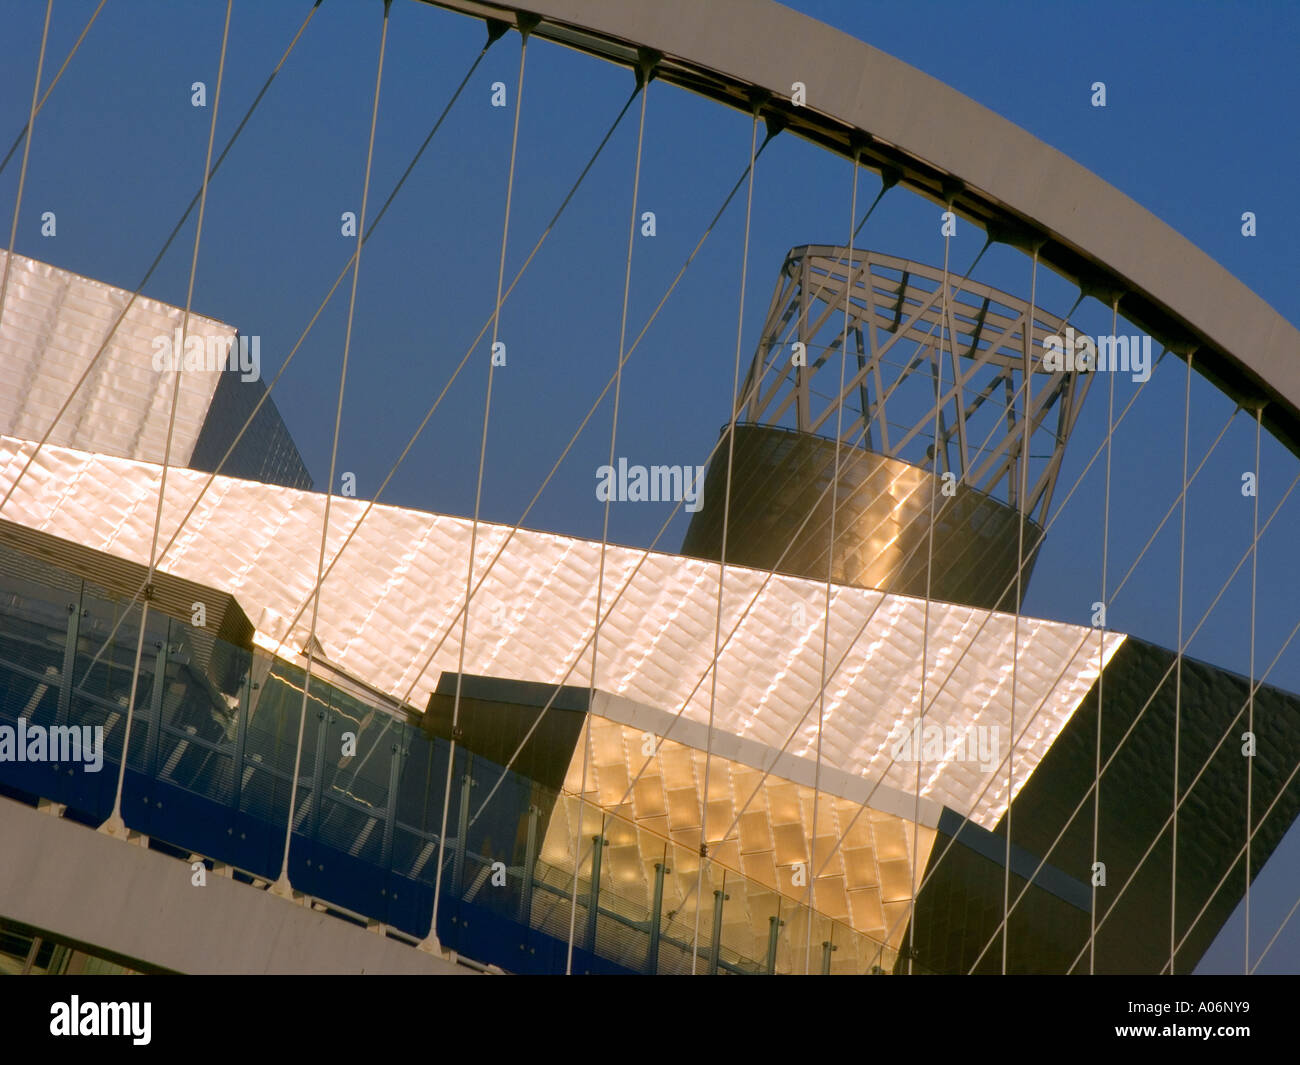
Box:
left=681, top=424, right=1043, bottom=611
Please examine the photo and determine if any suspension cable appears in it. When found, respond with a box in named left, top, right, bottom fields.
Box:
left=274, top=0, right=392, bottom=894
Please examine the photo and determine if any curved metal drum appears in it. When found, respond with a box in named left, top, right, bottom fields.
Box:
left=681, top=424, right=1043, bottom=612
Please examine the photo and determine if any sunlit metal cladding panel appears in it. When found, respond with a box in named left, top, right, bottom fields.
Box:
left=0, top=437, right=1123, bottom=830
left=0, top=250, right=235, bottom=465
left=681, top=425, right=1044, bottom=612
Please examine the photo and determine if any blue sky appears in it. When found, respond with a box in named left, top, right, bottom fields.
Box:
left=1, top=0, right=1297, bottom=973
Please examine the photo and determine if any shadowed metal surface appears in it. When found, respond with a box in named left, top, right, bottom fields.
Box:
left=910, top=636, right=1300, bottom=973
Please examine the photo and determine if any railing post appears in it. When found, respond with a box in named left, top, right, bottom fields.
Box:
left=647, top=859, right=667, bottom=973
left=708, top=886, right=728, bottom=974
left=585, top=828, right=606, bottom=952
left=380, top=739, right=402, bottom=869
left=55, top=589, right=81, bottom=726
left=765, top=910, right=783, bottom=974
left=146, top=636, right=168, bottom=777
left=518, top=803, right=539, bottom=924
left=230, top=665, right=252, bottom=810
left=453, top=761, right=472, bottom=895
left=307, top=707, right=328, bottom=841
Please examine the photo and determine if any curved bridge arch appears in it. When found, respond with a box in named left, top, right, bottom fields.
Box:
left=424, top=0, right=1300, bottom=453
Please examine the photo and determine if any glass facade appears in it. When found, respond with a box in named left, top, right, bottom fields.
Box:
left=0, top=920, right=144, bottom=975
left=0, top=540, right=896, bottom=974
left=5, top=529, right=1296, bottom=973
